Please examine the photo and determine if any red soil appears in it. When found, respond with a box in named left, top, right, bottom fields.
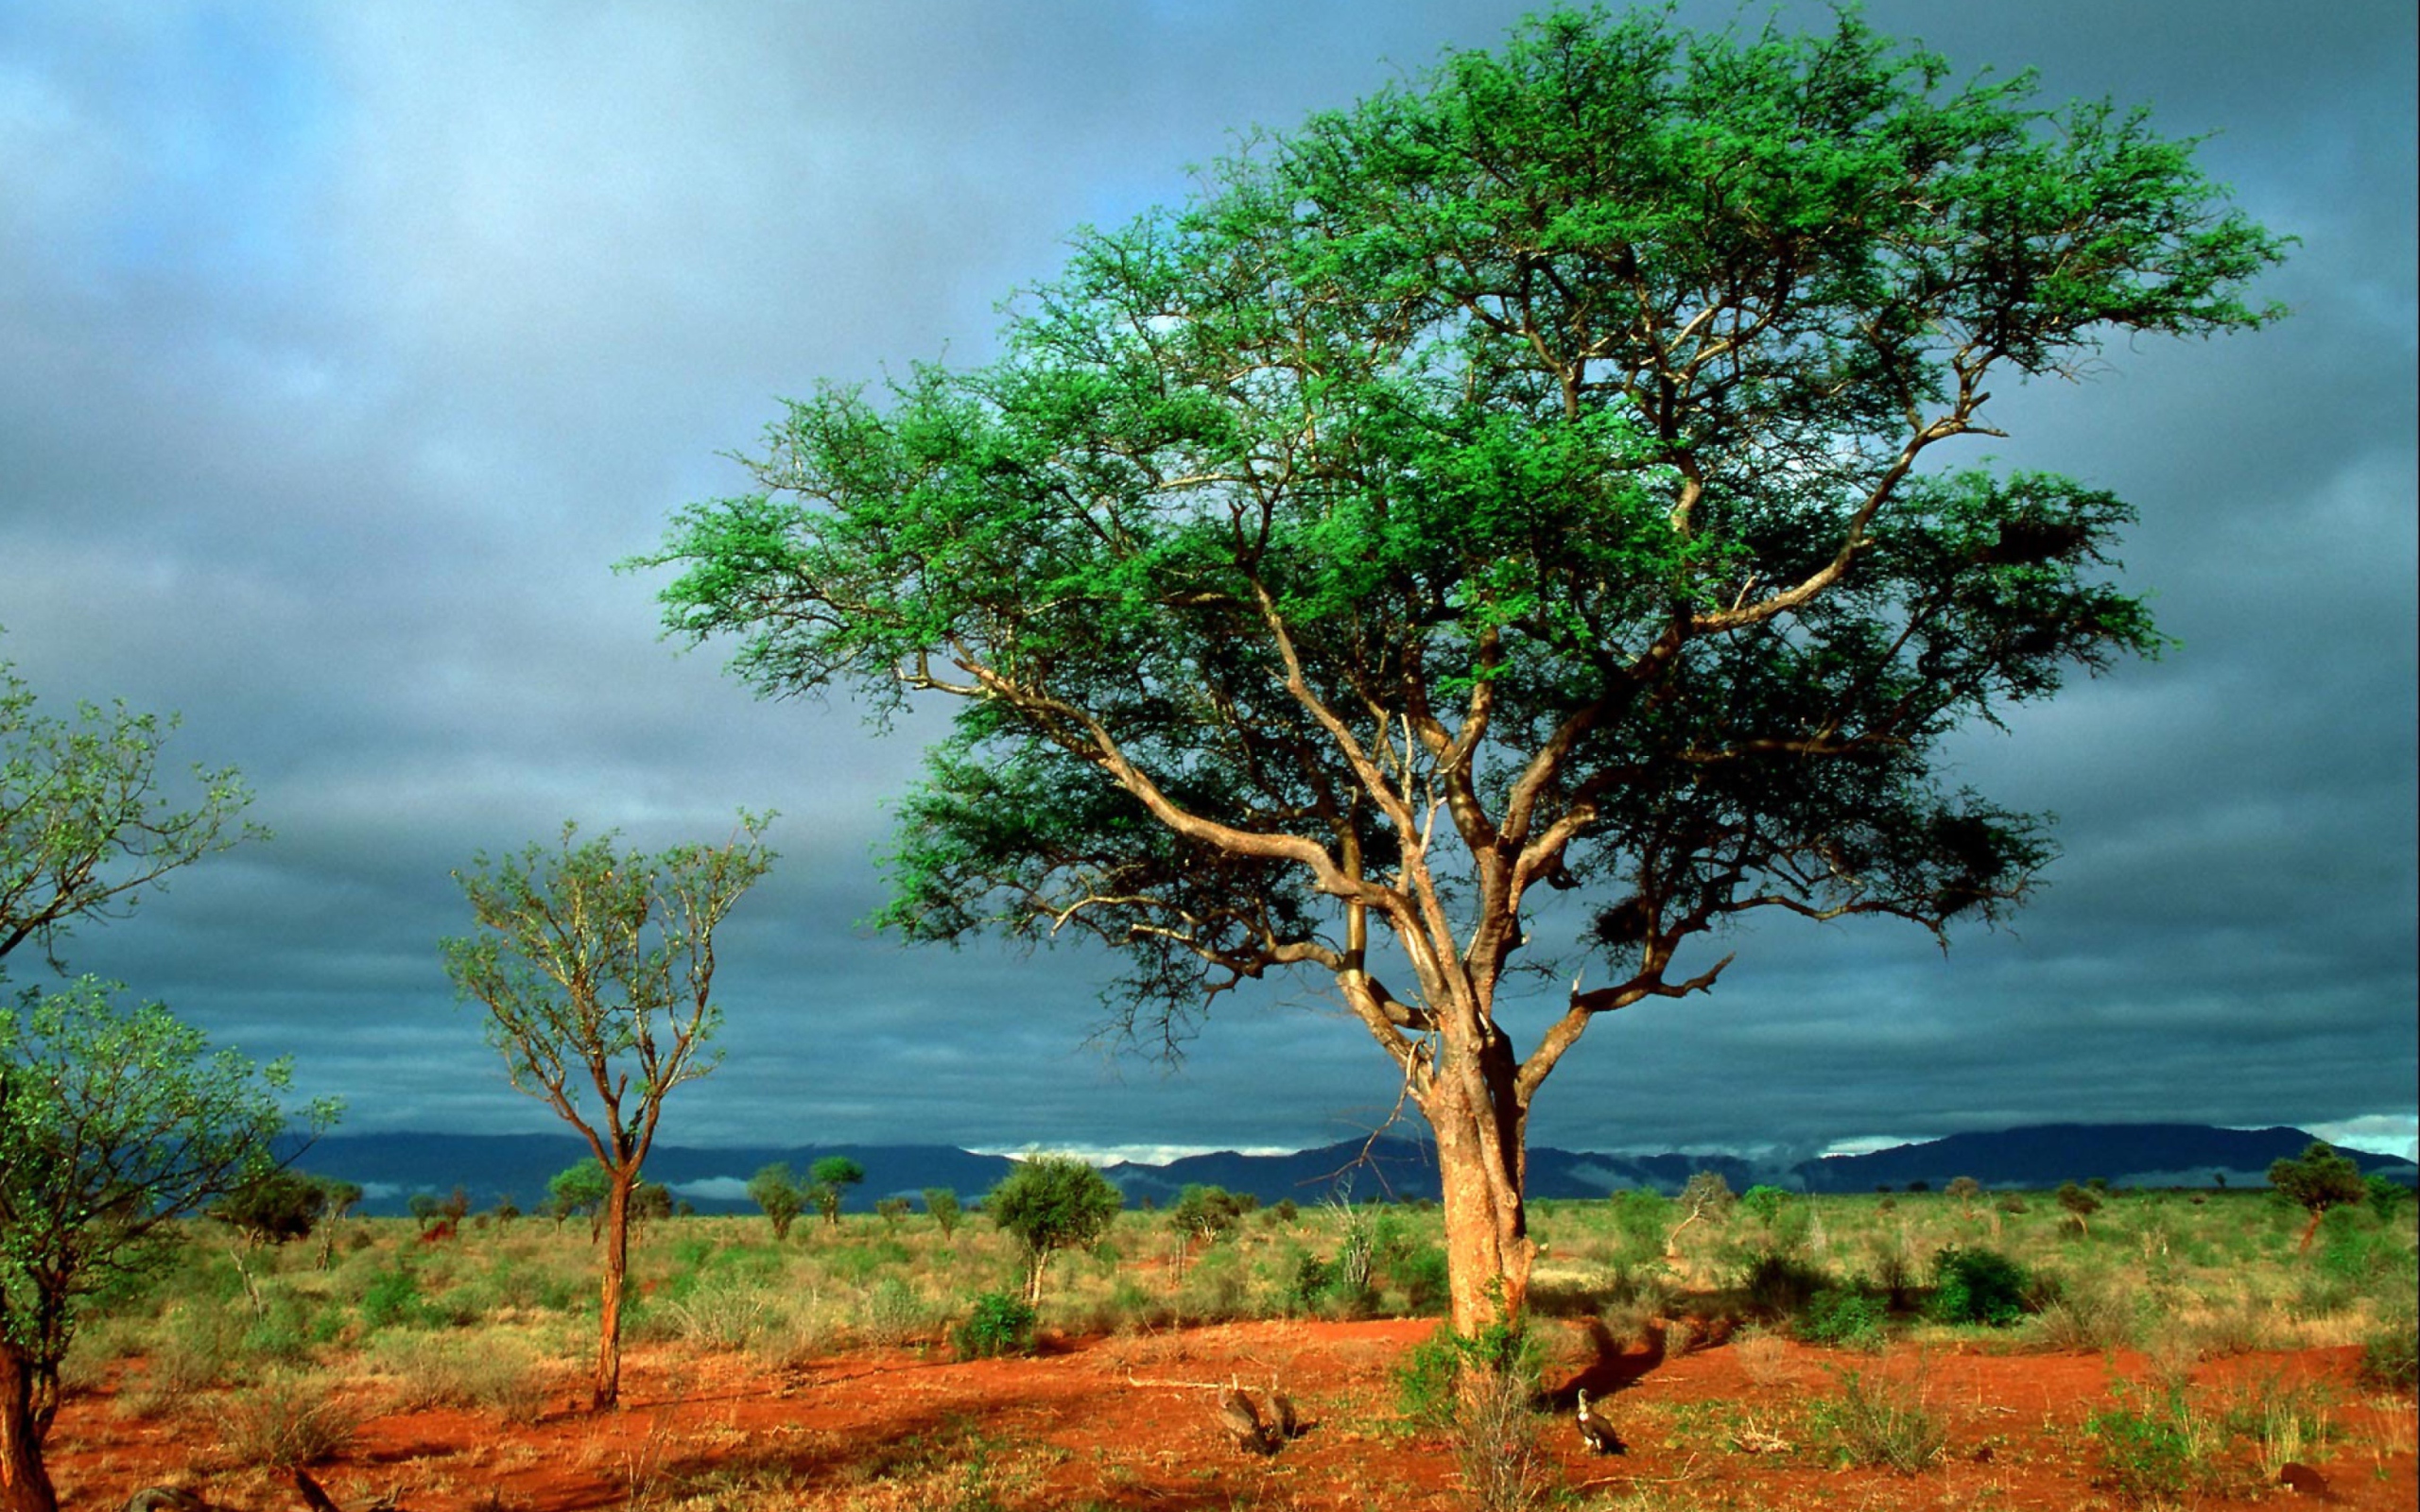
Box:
left=43, top=1320, right=2419, bottom=1510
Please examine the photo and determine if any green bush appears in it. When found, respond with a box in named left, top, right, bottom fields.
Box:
left=2361, top=1310, right=2417, bottom=1389
left=951, top=1291, right=1037, bottom=1359
left=2316, top=1209, right=2415, bottom=1284
left=1394, top=1313, right=1538, bottom=1431
left=1929, top=1246, right=2031, bottom=1327
left=1740, top=1253, right=1826, bottom=1315
left=1392, top=1245, right=1452, bottom=1313
left=1797, top=1288, right=1887, bottom=1350
left=359, top=1265, right=432, bottom=1331
left=2084, top=1380, right=2239, bottom=1503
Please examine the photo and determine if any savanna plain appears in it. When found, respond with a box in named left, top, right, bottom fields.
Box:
left=43, top=1177, right=2420, bottom=1512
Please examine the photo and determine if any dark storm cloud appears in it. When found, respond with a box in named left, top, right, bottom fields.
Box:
left=1, top=1, right=2411, bottom=1163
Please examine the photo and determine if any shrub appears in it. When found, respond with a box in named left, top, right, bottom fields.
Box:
left=1608, top=1189, right=1669, bottom=1260
left=214, top=1169, right=330, bottom=1246
left=1739, top=1253, right=1825, bottom=1316
left=2056, top=1181, right=2101, bottom=1234
left=370, top=1332, right=546, bottom=1422
left=1797, top=1288, right=1887, bottom=1350
left=746, top=1162, right=808, bottom=1241
left=2361, top=1309, right=2418, bottom=1389
left=875, top=1195, right=912, bottom=1233
left=2033, top=1280, right=2136, bottom=1352
left=1392, top=1244, right=1452, bottom=1314
left=1169, top=1184, right=1250, bottom=1244
left=923, top=1186, right=961, bottom=1239
left=861, top=1276, right=930, bottom=1345
left=1455, top=1356, right=1557, bottom=1512
left=951, top=1291, right=1037, bottom=1359
left=359, top=1264, right=432, bottom=1331
left=1395, top=1310, right=1540, bottom=1432
left=1810, top=1368, right=1945, bottom=1474
left=213, top=1368, right=359, bottom=1469
left=2084, top=1380, right=2239, bottom=1503
left=1929, top=1246, right=2031, bottom=1327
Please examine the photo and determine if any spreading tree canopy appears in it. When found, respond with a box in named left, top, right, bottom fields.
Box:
left=635, top=8, right=2286, bottom=1333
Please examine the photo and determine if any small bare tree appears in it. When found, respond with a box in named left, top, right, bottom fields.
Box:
left=441, top=814, right=773, bottom=1410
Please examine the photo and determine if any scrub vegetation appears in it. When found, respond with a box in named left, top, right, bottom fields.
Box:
left=35, top=1174, right=2419, bottom=1508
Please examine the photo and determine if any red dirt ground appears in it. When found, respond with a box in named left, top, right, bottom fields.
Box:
left=44, top=1320, right=2420, bottom=1510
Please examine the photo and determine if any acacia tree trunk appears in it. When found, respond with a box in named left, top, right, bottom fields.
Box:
left=592, top=1170, right=635, bottom=1411
left=1424, top=1048, right=1536, bottom=1339
left=0, top=1342, right=57, bottom=1512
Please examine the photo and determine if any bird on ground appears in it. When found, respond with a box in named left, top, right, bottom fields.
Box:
left=122, top=1492, right=210, bottom=1512
left=1218, top=1376, right=1278, bottom=1454
left=1261, top=1377, right=1301, bottom=1442
left=1576, top=1388, right=1624, bottom=1454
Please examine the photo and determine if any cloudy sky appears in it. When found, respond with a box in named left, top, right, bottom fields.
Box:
left=4, top=0, right=2412, bottom=1166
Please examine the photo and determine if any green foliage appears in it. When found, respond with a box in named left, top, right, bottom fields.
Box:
left=1169, top=1183, right=1250, bottom=1244
left=875, top=1195, right=912, bottom=1232
left=2362, top=1175, right=2411, bottom=1222
left=0, top=645, right=266, bottom=971
left=359, top=1265, right=433, bottom=1331
left=2269, top=1143, right=2367, bottom=1227
left=547, top=1160, right=612, bottom=1233
left=922, top=1186, right=962, bottom=1239
left=1394, top=1311, right=1540, bottom=1432
left=631, top=1179, right=675, bottom=1227
left=1739, top=1253, right=1826, bottom=1316
left=441, top=819, right=774, bottom=1205
left=1608, top=1190, right=1671, bottom=1260
left=1797, top=1288, right=1888, bottom=1350
left=215, top=1169, right=336, bottom=1247
left=747, top=1162, right=807, bottom=1241
left=950, top=1291, right=1037, bottom=1359
left=2360, top=1308, right=2417, bottom=1390
left=634, top=3, right=2283, bottom=1326
left=809, top=1156, right=867, bottom=1225
left=0, top=976, right=334, bottom=1439
left=1738, top=1184, right=1790, bottom=1227
left=983, top=1157, right=1122, bottom=1302
left=2056, top=1181, right=2102, bottom=1230
left=1928, top=1246, right=2032, bottom=1327
left=2084, top=1380, right=2237, bottom=1503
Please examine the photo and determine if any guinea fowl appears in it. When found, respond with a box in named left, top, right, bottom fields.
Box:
left=1218, top=1376, right=1278, bottom=1454
left=1576, top=1388, right=1624, bottom=1454
left=1261, top=1378, right=1300, bottom=1442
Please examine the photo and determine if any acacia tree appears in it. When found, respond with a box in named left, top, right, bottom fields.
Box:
left=985, top=1157, right=1124, bottom=1305
left=2268, top=1142, right=2366, bottom=1252
left=634, top=9, right=2285, bottom=1335
left=809, top=1155, right=865, bottom=1227
left=747, top=1161, right=808, bottom=1240
left=0, top=648, right=291, bottom=1512
left=0, top=980, right=332, bottom=1512
left=441, top=816, right=773, bottom=1410
left=2, top=648, right=263, bottom=969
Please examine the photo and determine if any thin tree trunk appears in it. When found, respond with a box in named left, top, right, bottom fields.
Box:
left=592, top=1172, right=634, bottom=1411
left=0, top=1342, right=57, bottom=1512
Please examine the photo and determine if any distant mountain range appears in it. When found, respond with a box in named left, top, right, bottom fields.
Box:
left=290, top=1123, right=2415, bottom=1216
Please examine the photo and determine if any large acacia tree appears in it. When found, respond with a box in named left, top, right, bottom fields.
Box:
left=636, top=9, right=2285, bottom=1334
